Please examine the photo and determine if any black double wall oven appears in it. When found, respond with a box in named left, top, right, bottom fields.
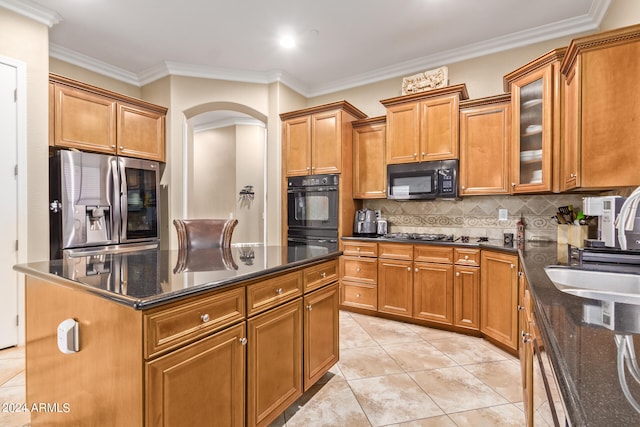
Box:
left=287, top=174, right=339, bottom=251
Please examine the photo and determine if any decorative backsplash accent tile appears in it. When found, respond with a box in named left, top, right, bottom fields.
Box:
left=364, top=194, right=588, bottom=241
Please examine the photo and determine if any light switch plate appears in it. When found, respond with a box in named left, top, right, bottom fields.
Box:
left=498, top=209, right=508, bottom=221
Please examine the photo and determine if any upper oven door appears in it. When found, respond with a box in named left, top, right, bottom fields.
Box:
left=287, top=185, right=339, bottom=231
left=387, top=163, right=438, bottom=200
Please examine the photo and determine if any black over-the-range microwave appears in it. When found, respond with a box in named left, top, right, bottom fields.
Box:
left=387, top=159, right=459, bottom=200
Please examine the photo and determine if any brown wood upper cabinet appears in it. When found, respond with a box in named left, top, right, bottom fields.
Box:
left=50, top=74, right=167, bottom=162
left=381, top=84, right=469, bottom=164
left=561, top=23, right=640, bottom=190
left=352, top=116, right=387, bottom=199
left=459, top=95, right=512, bottom=195
left=503, top=49, right=565, bottom=194
left=281, top=101, right=367, bottom=177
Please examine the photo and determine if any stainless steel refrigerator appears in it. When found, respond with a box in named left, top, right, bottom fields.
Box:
left=49, top=149, right=161, bottom=259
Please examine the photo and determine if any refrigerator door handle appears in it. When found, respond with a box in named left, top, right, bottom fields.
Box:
left=118, top=157, right=128, bottom=242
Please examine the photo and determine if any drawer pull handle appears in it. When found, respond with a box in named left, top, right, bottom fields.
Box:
left=306, top=304, right=313, bottom=311
left=320, top=272, right=327, bottom=278
left=201, top=314, right=210, bottom=323
left=239, top=337, right=247, bottom=345
left=275, top=288, right=283, bottom=295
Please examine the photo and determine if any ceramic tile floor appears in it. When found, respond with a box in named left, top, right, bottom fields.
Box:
left=0, top=311, right=540, bottom=426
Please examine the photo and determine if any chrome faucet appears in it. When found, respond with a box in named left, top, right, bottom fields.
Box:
left=617, top=186, right=640, bottom=250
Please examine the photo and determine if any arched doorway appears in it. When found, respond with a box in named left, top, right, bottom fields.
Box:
left=184, top=103, right=267, bottom=245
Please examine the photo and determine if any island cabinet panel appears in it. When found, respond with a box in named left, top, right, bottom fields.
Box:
left=480, top=250, right=519, bottom=353
left=246, top=270, right=303, bottom=316
left=303, top=282, right=339, bottom=390
left=25, top=277, right=144, bottom=427
left=146, top=323, right=246, bottom=427
left=413, top=262, right=453, bottom=324
left=50, top=74, right=167, bottom=162
left=144, top=286, right=245, bottom=359
left=303, top=258, right=338, bottom=292
left=247, top=299, right=303, bottom=427
left=459, top=95, right=512, bottom=195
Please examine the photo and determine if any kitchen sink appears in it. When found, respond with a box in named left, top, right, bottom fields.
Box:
left=544, top=266, right=640, bottom=305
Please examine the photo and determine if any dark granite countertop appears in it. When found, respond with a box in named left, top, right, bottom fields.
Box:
left=520, top=242, right=640, bottom=426
left=14, top=245, right=340, bottom=310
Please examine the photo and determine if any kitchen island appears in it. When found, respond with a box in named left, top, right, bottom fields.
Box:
left=521, top=243, right=640, bottom=426
left=14, top=245, right=340, bottom=427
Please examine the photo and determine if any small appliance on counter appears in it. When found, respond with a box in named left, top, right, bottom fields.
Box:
left=353, top=209, right=377, bottom=237
left=583, top=196, right=626, bottom=248
left=376, top=211, right=388, bottom=236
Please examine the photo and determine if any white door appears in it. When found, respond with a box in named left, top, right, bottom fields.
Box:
left=0, top=60, right=19, bottom=349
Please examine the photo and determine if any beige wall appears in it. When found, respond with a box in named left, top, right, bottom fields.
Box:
left=0, top=8, right=49, bottom=264
left=235, top=125, right=266, bottom=244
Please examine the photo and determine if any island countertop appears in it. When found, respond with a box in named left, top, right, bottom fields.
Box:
left=13, top=245, right=340, bottom=310
left=520, top=243, right=640, bottom=426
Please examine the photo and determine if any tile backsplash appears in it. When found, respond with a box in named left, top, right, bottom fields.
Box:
left=364, top=194, right=590, bottom=241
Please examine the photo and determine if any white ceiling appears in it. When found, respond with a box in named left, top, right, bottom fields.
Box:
left=6, top=0, right=610, bottom=97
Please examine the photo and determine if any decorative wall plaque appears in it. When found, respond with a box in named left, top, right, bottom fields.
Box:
left=402, top=66, right=448, bottom=95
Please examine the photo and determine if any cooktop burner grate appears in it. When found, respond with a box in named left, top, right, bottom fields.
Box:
left=383, top=233, right=454, bottom=241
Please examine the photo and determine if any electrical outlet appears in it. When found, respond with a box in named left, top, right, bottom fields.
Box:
left=498, top=209, right=508, bottom=221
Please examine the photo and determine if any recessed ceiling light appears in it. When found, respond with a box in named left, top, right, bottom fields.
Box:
left=279, top=36, right=295, bottom=49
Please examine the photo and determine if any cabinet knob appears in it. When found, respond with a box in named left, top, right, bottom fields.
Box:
left=415, top=267, right=418, bottom=272
left=570, top=173, right=576, bottom=178
left=517, top=305, right=524, bottom=311
left=111, top=145, right=116, bottom=149
left=421, top=152, right=426, bottom=157
left=356, top=247, right=361, bottom=251
left=119, top=146, right=124, bottom=150
left=464, top=255, right=469, bottom=260
left=522, top=331, right=532, bottom=344
left=201, top=314, right=210, bottom=323
left=413, top=153, right=418, bottom=158
left=356, top=293, right=361, bottom=298
left=239, top=337, right=247, bottom=345
left=456, top=272, right=460, bottom=277
left=461, top=186, right=466, bottom=190
left=275, top=288, right=283, bottom=295
left=511, top=182, right=516, bottom=187
left=510, top=264, right=515, bottom=269
left=356, top=267, right=361, bottom=272
left=407, top=267, right=411, bottom=271
left=320, top=272, right=327, bottom=278
left=306, top=304, right=313, bottom=311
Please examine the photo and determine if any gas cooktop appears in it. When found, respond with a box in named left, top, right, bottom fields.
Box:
left=382, top=233, right=454, bottom=241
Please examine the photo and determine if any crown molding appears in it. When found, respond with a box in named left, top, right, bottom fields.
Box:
left=0, top=0, right=62, bottom=27
left=44, top=0, right=609, bottom=97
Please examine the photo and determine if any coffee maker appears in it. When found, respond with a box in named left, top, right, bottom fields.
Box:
left=353, top=209, right=377, bottom=236
left=583, top=196, right=625, bottom=248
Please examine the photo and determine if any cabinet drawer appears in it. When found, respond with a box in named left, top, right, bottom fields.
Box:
left=247, top=270, right=303, bottom=316
left=342, top=241, right=378, bottom=257
left=341, top=256, right=377, bottom=284
left=378, top=243, right=413, bottom=260
left=304, top=259, right=338, bottom=292
left=145, top=286, right=245, bottom=359
left=341, top=282, right=377, bottom=310
left=454, top=248, right=480, bottom=266
left=414, top=245, right=453, bottom=264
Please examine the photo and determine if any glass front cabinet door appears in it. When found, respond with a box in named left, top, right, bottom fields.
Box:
left=504, top=48, right=565, bottom=194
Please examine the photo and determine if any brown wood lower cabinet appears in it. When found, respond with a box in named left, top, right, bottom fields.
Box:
left=378, top=257, right=413, bottom=318
left=146, top=323, right=246, bottom=427
left=453, top=265, right=480, bottom=330
left=480, top=250, right=519, bottom=352
left=413, top=262, right=453, bottom=324
left=247, top=298, right=303, bottom=427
